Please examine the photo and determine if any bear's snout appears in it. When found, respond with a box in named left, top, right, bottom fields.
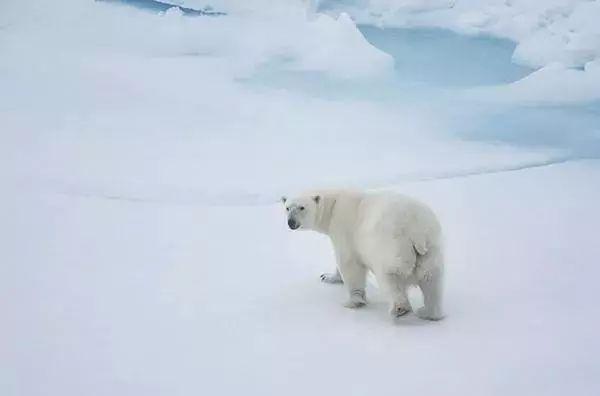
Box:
left=287, top=218, right=300, bottom=230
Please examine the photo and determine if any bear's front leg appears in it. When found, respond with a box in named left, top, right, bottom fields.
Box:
left=344, top=287, right=367, bottom=308
left=335, top=251, right=368, bottom=308
left=320, top=267, right=343, bottom=284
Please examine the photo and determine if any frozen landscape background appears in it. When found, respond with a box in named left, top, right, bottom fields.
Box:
left=1, top=0, right=599, bottom=395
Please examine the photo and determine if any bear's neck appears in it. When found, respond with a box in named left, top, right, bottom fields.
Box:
left=314, top=195, right=337, bottom=235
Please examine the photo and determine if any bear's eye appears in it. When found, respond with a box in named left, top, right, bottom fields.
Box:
left=286, top=207, right=290, bottom=212
left=299, top=206, right=305, bottom=211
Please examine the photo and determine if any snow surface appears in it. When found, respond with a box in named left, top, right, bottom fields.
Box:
left=2, top=0, right=600, bottom=395
left=4, top=160, right=600, bottom=396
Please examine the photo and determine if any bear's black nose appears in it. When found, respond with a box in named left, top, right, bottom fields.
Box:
left=288, top=219, right=299, bottom=230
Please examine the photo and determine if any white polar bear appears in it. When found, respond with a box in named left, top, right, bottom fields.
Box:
left=282, top=189, right=444, bottom=320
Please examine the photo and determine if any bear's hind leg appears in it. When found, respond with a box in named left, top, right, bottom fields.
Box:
left=377, top=272, right=412, bottom=318
left=416, top=248, right=444, bottom=320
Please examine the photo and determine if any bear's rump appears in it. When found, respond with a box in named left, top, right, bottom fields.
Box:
left=355, top=233, right=417, bottom=276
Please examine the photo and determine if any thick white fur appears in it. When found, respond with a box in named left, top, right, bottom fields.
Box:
left=284, top=189, right=444, bottom=320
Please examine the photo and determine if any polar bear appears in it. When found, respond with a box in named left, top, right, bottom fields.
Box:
left=282, top=189, right=444, bottom=320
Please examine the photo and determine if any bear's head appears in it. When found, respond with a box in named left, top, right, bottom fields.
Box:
left=281, top=194, right=321, bottom=231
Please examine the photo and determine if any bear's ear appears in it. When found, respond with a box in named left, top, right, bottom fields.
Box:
left=280, top=196, right=287, bottom=204
left=313, top=195, right=320, bottom=204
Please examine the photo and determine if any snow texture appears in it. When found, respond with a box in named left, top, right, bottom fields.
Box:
left=1, top=1, right=600, bottom=395
left=3, top=159, right=600, bottom=396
